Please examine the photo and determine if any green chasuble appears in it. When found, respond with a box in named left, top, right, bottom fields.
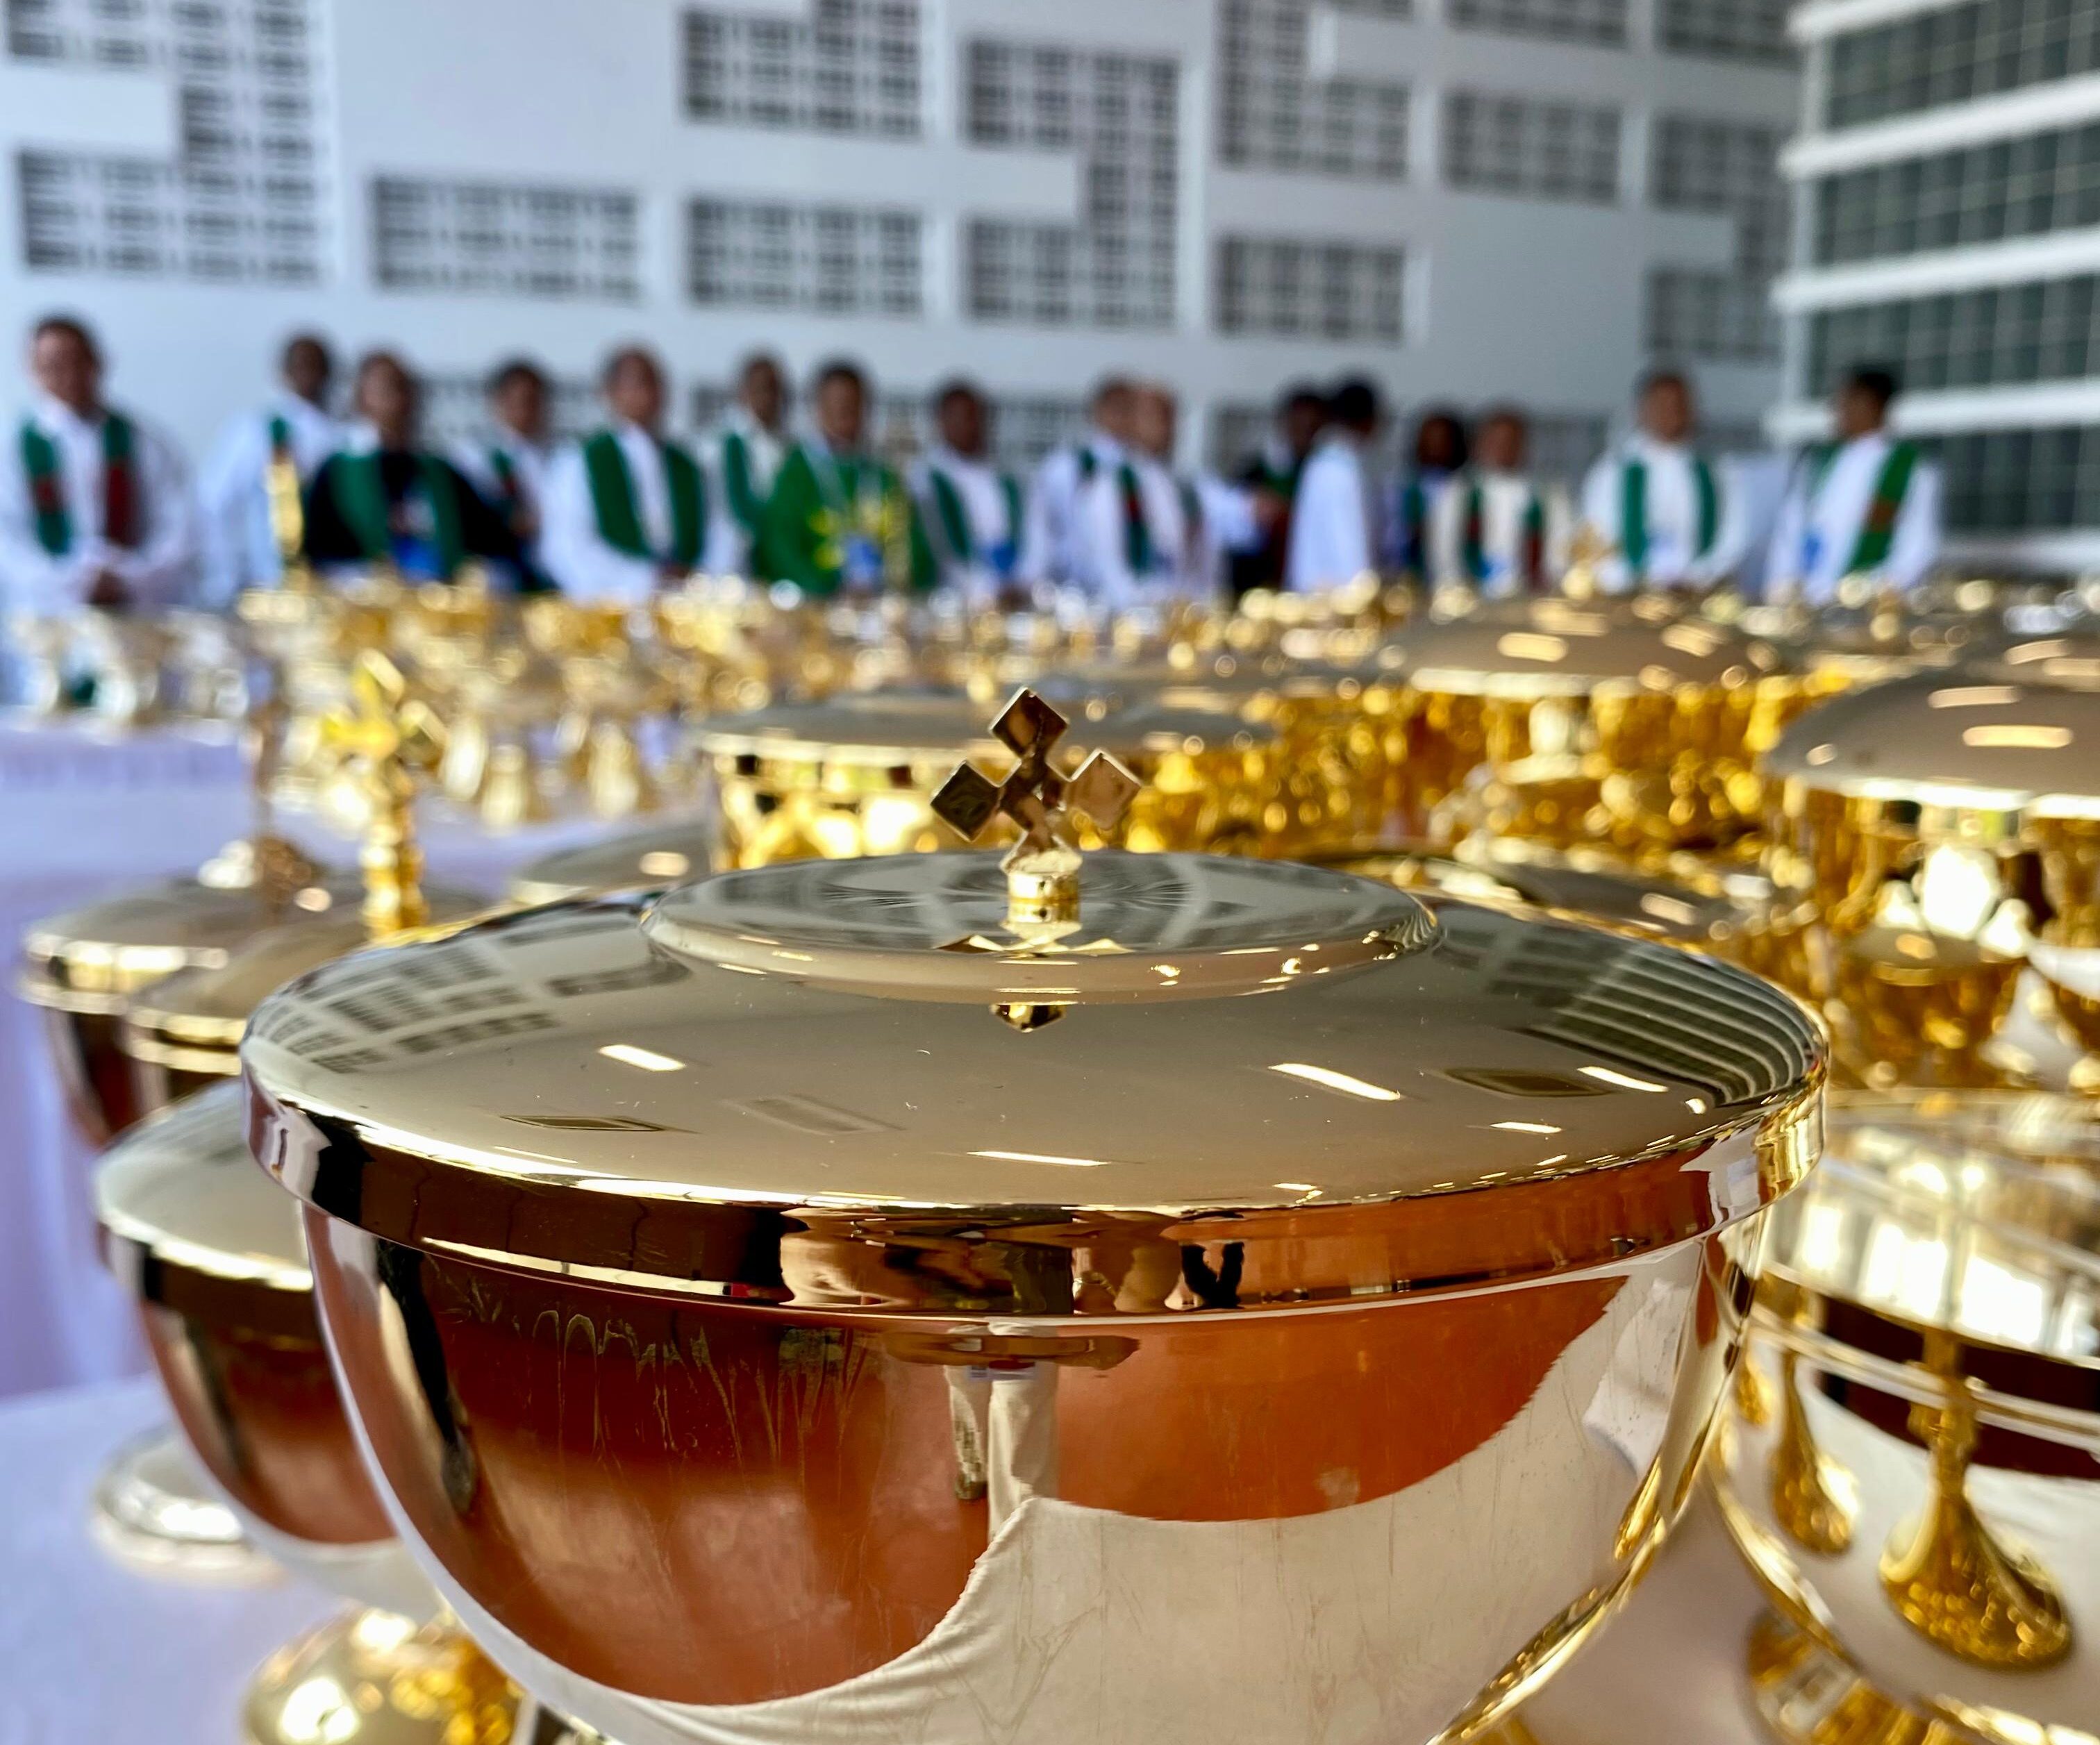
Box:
left=582, top=430, right=706, bottom=569
left=757, top=443, right=935, bottom=596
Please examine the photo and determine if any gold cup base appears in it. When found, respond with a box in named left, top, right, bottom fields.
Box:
left=1745, top=1612, right=1968, bottom=1745
left=244, top=1607, right=523, bottom=1745
left=88, top=1426, right=272, bottom=1583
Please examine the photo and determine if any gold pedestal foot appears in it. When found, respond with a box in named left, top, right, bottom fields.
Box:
left=89, top=1427, right=272, bottom=1583
left=244, top=1608, right=521, bottom=1745
left=1745, top=1612, right=1959, bottom=1745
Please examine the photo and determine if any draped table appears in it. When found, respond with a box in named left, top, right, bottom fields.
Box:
left=0, top=1378, right=1766, bottom=1745
left=0, top=716, right=647, bottom=1399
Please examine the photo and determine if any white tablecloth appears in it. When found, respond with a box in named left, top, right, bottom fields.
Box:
left=0, top=719, right=629, bottom=1399
left=0, top=1378, right=1766, bottom=1745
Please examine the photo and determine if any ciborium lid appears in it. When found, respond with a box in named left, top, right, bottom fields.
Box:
left=94, top=1081, right=308, bottom=1296
left=693, top=687, right=1271, bottom=766
left=18, top=859, right=358, bottom=1011
left=243, top=695, right=1824, bottom=1310
left=1764, top=671, right=2100, bottom=819
left=1382, top=599, right=1770, bottom=698
left=1764, top=1092, right=2100, bottom=1377
left=507, top=819, right=720, bottom=908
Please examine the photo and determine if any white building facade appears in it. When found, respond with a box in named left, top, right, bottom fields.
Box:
left=1775, top=0, right=2100, bottom=571
left=2, top=0, right=1793, bottom=482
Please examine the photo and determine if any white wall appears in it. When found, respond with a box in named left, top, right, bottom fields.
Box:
left=0, top=0, right=1794, bottom=471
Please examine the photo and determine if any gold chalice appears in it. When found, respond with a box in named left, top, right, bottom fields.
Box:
left=1712, top=1092, right=2100, bottom=1745
left=241, top=690, right=1824, bottom=1744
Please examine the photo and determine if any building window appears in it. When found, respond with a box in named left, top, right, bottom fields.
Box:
left=10, top=0, right=328, bottom=283
left=1826, top=0, right=2100, bottom=133
left=1215, top=236, right=1406, bottom=340
left=1217, top=1, right=1410, bottom=181
left=688, top=199, right=922, bottom=315
left=681, top=1, right=921, bottom=138
left=1646, top=270, right=1778, bottom=363
left=372, top=180, right=641, bottom=301
left=964, top=40, right=1178, bottom=329
left=1655, top=0, right=1791, bottom=67
left=1938, top=426, right=2100, bottom=533
left=1647, top=115, right=1787, bottom=363
left=1814, top=122, right=2100, bottom=267
left=1444, top=91, right=1621, bottom=206
left=1529, top=412, right=1612, bottom=485
left=1448, top=0, right=1627, bottom=49
left=1808, top=276, right=2100, bottom=397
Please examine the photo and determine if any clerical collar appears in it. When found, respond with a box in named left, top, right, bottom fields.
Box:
left=610, top=418, right=665, bottom=449
left=29, top=392, right=102, bottom=437
left=930, top=444, right=990, bottom=473
left=726, top=404, right=784, bottom=444
left=346, top=421, right=417, bottom=458
left=1630, top=435, right=1697, bottom=462
left=1080, top=427, right=1124, bottom=464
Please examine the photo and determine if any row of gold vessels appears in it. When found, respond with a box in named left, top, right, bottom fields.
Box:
left=17, top=583, right=2100, bottom=1745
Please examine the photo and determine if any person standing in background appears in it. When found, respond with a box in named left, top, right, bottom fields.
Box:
left=1766, top=366, right=1942, bottom=603
left=1429, top=407, right=1568, bottom=597
left=759, top=360, right=932, bottom=596
left=1131, top=382, right=1263, bottom=601
left=1388, top=407, right=1467, bottom=578
left=1285, top=378, right=1383, bottom=594
left=914, top=379, right=1027, bottom=604
left=1580, top=369, right=1750, bottom=592
left=1230, top=384, right=1325, bottom=598
left=1021, top=375, right=1136, bottom=592
left=198, top=332, right=342, bottom=603
left=453, top=358, right=557, bottom=593
left=301, top=351, right=516, bottom=584
left=707, top=352, right=790, bottom=577
left=541, top=345, right=708, bottom=604
left=1, top=314, right=199, bottom=616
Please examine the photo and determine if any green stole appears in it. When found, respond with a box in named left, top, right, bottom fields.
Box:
left=927, top=463, right=1022, bottom=567
left=1808, top=440, right=1920, bottom=573
left=267, top=415, right=292, bottom=460
left=20, top=413, right=139, bottom=556
left=583, top=430, right=704, bottom=568
left=1115, top=462, right=1153, bottom=574
left=1460, top=478, right=1546, bottom=589
left=330, top=451, right=466, bottom=579
left=720, top=429, right=771, bottom=536
left=1621, top=454, right=1717, bottom=578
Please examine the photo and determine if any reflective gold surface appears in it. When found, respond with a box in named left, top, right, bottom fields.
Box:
left=15, top=860, right=358, bottom=1142
left=1383, top=599, right=1777, bottom=853
left=244, top=846, right=1824, bottom=1743
left=506, top=819, right=718, bottom=908
left=694, top=688, right=1285, bottom=865
left=244, top=1607, right=521, bottom=1745
left=88, top=1426, right=272, bottom=1583
left=1712, top=1093, right=2100, bottom=1745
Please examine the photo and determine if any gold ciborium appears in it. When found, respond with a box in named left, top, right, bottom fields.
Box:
left=1381, top=596, right=1776, bottom=856
left=242, top=690, right=1825, bottom=1744
left=694, top=685, right=1283, bottom=867
left=95, top=1083, right=529, bottom=1745
left=1762, top=669, right=2100, bottom=1088
left=1711, top=1092, right=2099, bottom=1745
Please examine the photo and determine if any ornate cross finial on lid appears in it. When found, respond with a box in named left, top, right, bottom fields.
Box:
left=316, top=649, right=447, bottom=941
left=933, top=688, right=1140, bottom=929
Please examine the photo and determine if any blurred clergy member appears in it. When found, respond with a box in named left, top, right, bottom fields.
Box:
left=759, top=360, right=931, bottom=595
left=453, top=357, right=557, bottom=592
left=1285, top=378, right=1382, bottom=592
left=1, top=314, right=199, bottom=615
left=1767, top=367, right=1942, bottom=602
left=1388, top=406, right=1467, bottom=578
left=1131, top=381, right=1260, bottom=601
left=914, top=378, right=1026, bottom=603
left=1581, top=369, right=1749, bottom=591
left=1021, top=374, right=1135, bottom=591
left=1429, top=406, right=1567, bottom=597
left=542, top=345, right=708, bottom=603
left=301, top=351, right=515, bottom=583
left=198, top=331, right=342, bottom=602
left=1230, top=383, right=1325, bottom=596
left=706, top=351, right=790, bottom=577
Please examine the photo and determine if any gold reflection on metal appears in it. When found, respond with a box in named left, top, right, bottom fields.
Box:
left=1770, top=1350, right=1857, bottom=1557
left=1747, top=1611, right=1967, bottom=1745
left=312, top=650, right=446, bottom=940
left=1878, top=1335, right=2072, bottom=1672
left=244, top=1608, right=520, bottom=1745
